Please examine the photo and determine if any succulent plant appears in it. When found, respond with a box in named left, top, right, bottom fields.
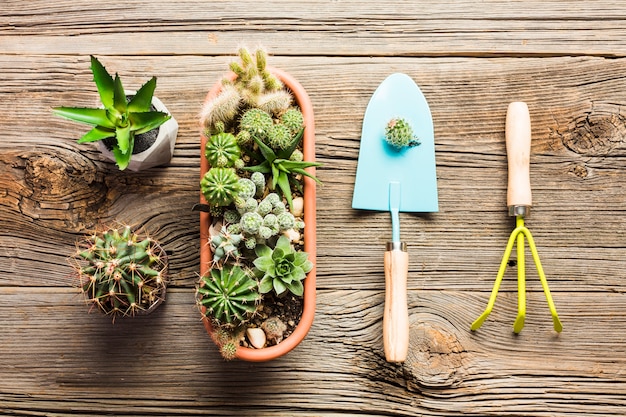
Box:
left=254, top=236, right=313, bottom=296
left=267, top=123, right=293, bottom=151
left=205, top=132, right=241, bottom=168
left=281, top=108, right=304, bottom=135
left=243, top=130, right=321, bottom=210
left=197, top=264, right=261, bottom=326
left=71, top=225, right=168, bottom=319
left=250, top=172, right=266, bottom=197
left=210, top=229, right=243, bottom=263
left=237, top=178, right=256, bottom=200
left=239, top=108, right=273, bottom=142
left=384, top=117, right=420, bottom=149
left=53, top=56, right=171, bottom=171
left=201, top=167, right=242, bottom=207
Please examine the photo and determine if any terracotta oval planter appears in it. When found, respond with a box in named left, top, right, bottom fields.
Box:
left=199, top=67, right=316, bottom=361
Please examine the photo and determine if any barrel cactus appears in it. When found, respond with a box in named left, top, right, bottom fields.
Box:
left=205, top=132, right=241, bottom=168
left=71, top=225, right=168, bottom=319
left=201, top=167, right=241, bottom=207
left=197, top=264, right=261, bottom=326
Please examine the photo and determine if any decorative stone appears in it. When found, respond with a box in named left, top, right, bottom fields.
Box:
left=246, top=327, right=266, bottom=349
left=290, top=196, right=304, bottom=218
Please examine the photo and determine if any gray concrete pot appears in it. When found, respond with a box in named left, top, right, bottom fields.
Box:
left=96, top=94, right=178, bottom=172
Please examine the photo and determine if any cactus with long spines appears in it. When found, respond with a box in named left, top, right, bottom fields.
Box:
left=201, top=167, right=242, bottom=207
left=72, top=225, right=168, bottom=319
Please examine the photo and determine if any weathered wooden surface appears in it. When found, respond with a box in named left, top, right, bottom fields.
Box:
left=2, top=1, right=626, bottom=415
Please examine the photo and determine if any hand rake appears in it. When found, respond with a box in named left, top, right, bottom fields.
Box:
left=471, top=102, right=562, bottom=334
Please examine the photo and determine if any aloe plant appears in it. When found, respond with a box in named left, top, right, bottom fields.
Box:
left=243, top=129, right=321, bottom=210
left=53, top=55, right=171, bottom=170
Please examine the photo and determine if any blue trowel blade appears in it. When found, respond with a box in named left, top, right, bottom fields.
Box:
left=352, top=73, right=439, bottom=213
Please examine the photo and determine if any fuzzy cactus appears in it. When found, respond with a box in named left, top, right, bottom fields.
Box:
left=201, top=167, right=241, bottom=207
left=197, top=264, right=261, bottom=326
left=72, top=225, right=168, bottom=319
left=205, top=132, right=241, bottom=168
left=384, top=117, right=420, bottom=149
left=200, top=84, right=242, bottom=133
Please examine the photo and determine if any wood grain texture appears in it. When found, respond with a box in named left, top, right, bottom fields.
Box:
left=2, top=1, right=626, bottom=415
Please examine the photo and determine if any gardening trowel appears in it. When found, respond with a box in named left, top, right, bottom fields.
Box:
left=352, top=73, right=438, bottom=362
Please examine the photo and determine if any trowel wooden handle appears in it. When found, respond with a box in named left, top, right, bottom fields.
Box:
left=383, top=243, right=409, bottom=363
left=506, top=102, right=532, bottom=210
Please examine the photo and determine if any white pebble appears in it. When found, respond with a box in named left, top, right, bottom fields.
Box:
left=246, top=327, right=266, bottom=349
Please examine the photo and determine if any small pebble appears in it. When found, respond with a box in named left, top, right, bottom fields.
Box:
left=246, top=327, right=266, bottom=349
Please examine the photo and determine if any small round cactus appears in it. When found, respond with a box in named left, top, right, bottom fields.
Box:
left=240, top=212, right=264, bottom=235
left=205, top=132, right=241, bottom=168
left=281, top=108, right=304, bottom=134
left=239, top=108, right=273, bottom=141
left=250, top=172, right=266, bottom=197
left=201, top=167, right=241, bottom=207
left=237, top=178, right=256, bottom=200
left=267, top=123, right=292, bottom=150
left=71, top=225, right=168, bottom=319
left=197, top=264, right=261, bottom=326
left=384, top=117, right=420, bottom=149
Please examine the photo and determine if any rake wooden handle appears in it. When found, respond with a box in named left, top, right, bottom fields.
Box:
left=506, top=102, right=532, bottom=211
left=384, top=243, right=409, bottom=363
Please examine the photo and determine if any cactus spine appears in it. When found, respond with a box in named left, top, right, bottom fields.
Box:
left=72, top=225, right=168, bottom=319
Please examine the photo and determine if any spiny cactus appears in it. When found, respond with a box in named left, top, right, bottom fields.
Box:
left=281, top=108, right=304, bottom=135
left=267, top=123, right=292, bottom=151
left=205, top=132, right=241, bottom=168
left=384, top=117, right=420, bottom=149
left=72, top=225, right=168, bottom=319
left=250, top=172, right=266, bottom=197
left=201, top=167, right=241, bottom=207
left=197, top=264, right=261, bottom=326
left=210, top=229, right=243, bottom=263
left=239, top=108, right=273, bottom=142
left=200, top=84, right=242, bottom=134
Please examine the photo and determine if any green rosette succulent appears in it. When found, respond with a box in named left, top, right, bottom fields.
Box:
left=254, top=236, right=313, bottom=296
left=197, top=264, right=261, bottom=326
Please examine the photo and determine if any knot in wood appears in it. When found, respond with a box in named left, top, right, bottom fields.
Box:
left=560, top=111, right=626, bottom=156
left=403, top=317, right=467, bottom=390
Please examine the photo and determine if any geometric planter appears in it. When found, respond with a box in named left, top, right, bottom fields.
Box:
left=199, top=67, right=317, bottom=361
left=96, top=94, right=178, bottom=172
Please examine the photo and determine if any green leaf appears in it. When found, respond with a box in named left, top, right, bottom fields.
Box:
left=53, top=108, right=116, bottom=129
left=254, top=244, right=272, bottom=258
left=293, top=251, right=310, bottom=267
left=77, top=126, right=115, bottom=143
left=258, top=275, right=274, bottom=294
left=276, top=172, right=293, bottom=209
left=112, top=74, right=128, bottom=115
left=273, top=278, right=287, bottom=295
left=129, top=111, right=171, bottom=134
left=253, top=255, right=275, bottom=273
left=277, top=127, right=304, bottom=160
left=300, top=260, right=313, bottom=273
left=90, top=56, right=115, bottom=109
left=275, top=236, right=291, bottom=253
left=112, top=144, right=132, bottom=170
left=291, top=167, right=323, bottom=185
left=285, top=279, right=304, bottom=297
left=271, top=165, right=281, bottom=189
left=128, top=77, right=156, bottom=112
left=115, top=124, right=132, bottom=155
left=241, top=161, right=271, bottom=174
left=290, top=266, right=306, bottom=281
left=252, top=136, right=277, bottom=163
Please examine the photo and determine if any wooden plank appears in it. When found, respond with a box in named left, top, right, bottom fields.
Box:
left=0, top=288, right=624, bottom=416
left=2, top=1, right=626, bottom=57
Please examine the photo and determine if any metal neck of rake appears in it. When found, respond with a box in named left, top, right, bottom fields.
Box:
left=508, top=205, right=530, bottom=217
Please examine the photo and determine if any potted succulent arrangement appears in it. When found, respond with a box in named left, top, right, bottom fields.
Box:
left=53, top=55, right=178, bottom=171
left=69, top=224, right=168, bottom=320
left=196, top=48, right=320, bottom=361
